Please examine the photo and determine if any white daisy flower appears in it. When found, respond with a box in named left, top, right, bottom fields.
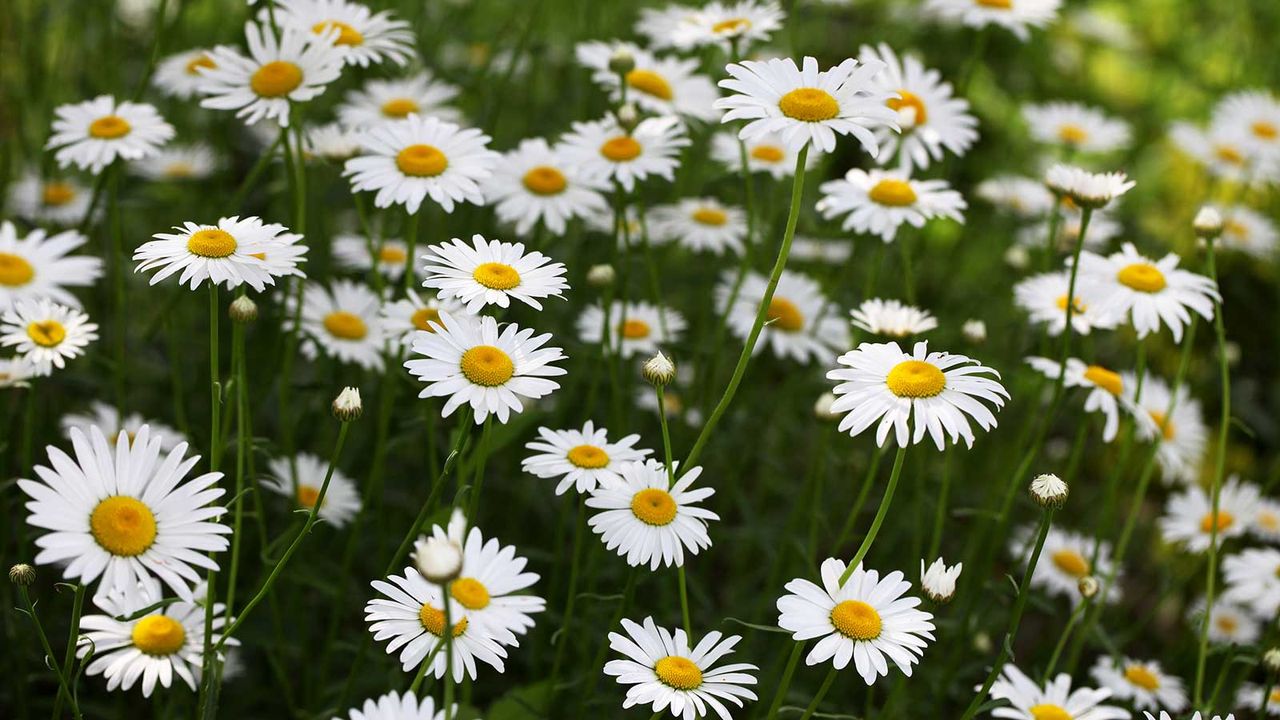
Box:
left=263, top=453, right=361, bottom=528
left=1190, top=599, right=1261, bottom=646
left=336, top=691, right=453, bottom=720
left=18, top=425, right=230, bottom=600
left=849, top=298, right=938, bottom=339
left=577, top=300, right=687, bottom=359
left=344, top=114, right=499, bottom=214
left=199, top=22, right=344, bottom=127
left=1222, top=547, right=1280, bottom=618
left=790, top=235, right=853, bottom=264
left=975, top=175, right=1056, bottom=219
left=1025, top=357, right=1134, bottom=441
left=827, top=340, right=1008, bottom=449
left=777, top=558, right=935, bottom=684
left=1212, top=90, right=1280, bottom=158
left=305, top=122, right=362, bottom=162
left=1220, top=204, right=1278, bottom=259
left=1013, top=271, right=1118, bottom=337
left=46, top=95, right=175, bottom=173
left=710, top=130, right=816, bottom=179
left=333, top=234, right=414, bottom=282
left=718, top=269, right=847, bottom=364
left=1168, top=121, right=1261, bottom=185
left=1090, top=656, right=1187, bottom=712
left=404, top=311, right=566, bottom=424
left=337, top=72, right=462, bottom=129
left=715, top=55, right=898, bottom=155
left=1075, top=242, right=1218, bottom=342
left=294, top=279, right=388, bottom=371
left=1160, top=477, right=1260, bottom=553
left=270, top=0, right=414, bottom=68
left=1125, top=372, right=1208, bottom=486
left=133, top=216, right=300, bottom=292
left=0, top=221, right=102, bottom=311
left=665, top=1, right=784, bottom=50
left=0, top=355, right=35, bottom=389
left=378, top=290, right=466, bottom=348
left=817, top=168, right=966, bottom=242
left=1043, top=164, right=1135, bottom=209
left=488, top=138, right=608, bottom=237
left=858, top=43, right=978, bottom=171
left=587, top=459, right=717, bottom=570
left=249, top=224, right=309, bottom=280
left=604, top=617, right=759, bottom=720
left=987, top=664, right=1129, bottom=720
left=648, top=198, right=748, bottom=255
left=61, top=402, right=186, bottom=453
left=130, top=142, right=218, bottom=181
left=1010, top=525, right=1119, bottom=605
left=5, top=173, right=96, bottom=226
left=522, top=420, right=652, bottom=496
left=421, top=234, right=569, bottom=314
left=635, top=5, right=701, bottom=51
left=559, top=115, right=690, bottom=193
left=924, top=0, right=1063, bottom=42
left=1024, top=101, right=1132, bottom=153
left=1252, top=499, right=1280, bottom=542
left=575, top=40, right=719, bottom=122
left=153, top=47, right=219, bottom=99
left=0, top=299, right=98, bottom=375
left=1236, top=685, right=1280, bottom=716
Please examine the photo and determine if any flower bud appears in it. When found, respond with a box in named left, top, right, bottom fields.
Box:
left=1078, top=576, right=1100, bottom=599
left=229, top=295, right=258, bottom=323
left=1193, top=206, right=1223, bottom=240
left=1264, top=647, right=1280, bottom=673
left=608, top=48, right=636, bottom=76
left=643, top=352, right=676, bottom=387
left=1004, top=245, right=1030, bottom=270
left=332, top=387, right=362, bottom=422
left=1030, top=472, right=1068, bottom=508
left=813, top=392, right=841, bottom=422
left=615, top=103, right=640, bottom=132
left=962, top=319, right=986, bottom=344
left=972, top=631, right=992, bottom=654
left=920, top=558, right=962, bottom=603
left=414, top=536, right=463, bottom=584
left=9, top=564, right=35, bottom=586
left=586, top=264, right=616, bottom=288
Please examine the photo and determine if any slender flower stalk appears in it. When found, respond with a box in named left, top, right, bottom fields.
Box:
left=224, top=300, right=250, bottom=616
left=198, top=282, right=222, bottom=716
left=549, top=496, right=588, bottom=700
left=49, top=582, right=86, bottom=720
left=838, top=446, right=907, bottom=585
left=16, top=583, right=82, bottom=719
left=796, top=666, right=838, bottom=720
left=761, top=641, right=804, bottom=720
left=386, top=410, right=474, bottom=576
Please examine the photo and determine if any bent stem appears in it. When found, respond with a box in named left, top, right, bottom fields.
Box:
left=838, top=445, right=908, bottom=585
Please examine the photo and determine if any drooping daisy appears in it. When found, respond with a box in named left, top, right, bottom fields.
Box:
left=47, top=95, right=175, bottom=173
left=294, top=279, right=388, bottom=371
left=559, top=115, right=690, bottom=192
left=715, top=55, right=898, bottom=155
left=577, top=301, right=687, bottom=359
left=666, top=1, right=784, bottom=50
left=1010, top=525, right=1118, bottom=605
left=1044, top=164, right=1135, bottom=209
left=604, top=617, right=759, bottom=720
left=1125, top=373, right=1208, bottom=486
left=199, top=22, right=344, bottom=126
left=270, top=0, right=414, bottom=68
left=1024, top=101, right=1132, bottom=153
left=405, top=311, right=566, bottom=424
left=1212, top=90, right=1280, bottom=158
left=337, top=72, right=462, bottom=129
left=134, top=216, right=299, bottom=291
left=1013, top=271, right=1118, bottom=337
left=987, top=664, right=1129, bottom=720
left=975, top=175, right=1056, bottom=219
left=305, top=122, right=362, bottom=162
left=858, top=43, right=978, bottom=171
left=18, top=425, right=230, bottom=600
left=487, top=138, right=609, bottom=236
left=344, top=114, right=499, bottom=214
left=849, top=298, right=937, bottom=339
left=5, top=173, right=96, bottom=226
left=575, top=41, right=719, bottom=122
left=648, top=198, right=748, bottom=255
left=709, top=130, right=816, bottom=179
left=365, top=566, right=508, bottom=681
left=1075, top=242, right=1218, bottom=342
left=1220, top=204, right=1278, bottom=259
left=154, top=47, right=220, bottom=99
left=827, top=340, right=1008, bottom=449
left=1159, top=477, right=1260, bottom=553
left=817, top=168, right=966, bottom=242
left=333, top=234, right=414, bottom=282
left=378, top=291, right=466, bottom=348
left=1168, top=121, right=1261, bottom=185
left=1090, top=656, right=1187, bottom=712
left=777, top=558, right=935, bottom=684
left=1025, top=357, right=1134, bottom=441
left=1, top=299, right=98, bottom=376
left=337, top=691, right=454, bottom=720
left=718, top=269, right=847, bottom=364
left=1190, top=599, right=1261, bottom=645
left=0, top=221, right=102, bottom=310
left=263, top=453, right=362, bottom=528
left=1222, top=547, right=1280, bottom=618
left=924, top=0, right=1063, bottom=41
left=61, top=402, right=186, bottom=453
left=130, top=143, right=218, bottom=181
left=522, top=420, right=652, bottom=495
left=420, top=234, right=569, bottom=313
left=586, top=459, right=717, bottom=570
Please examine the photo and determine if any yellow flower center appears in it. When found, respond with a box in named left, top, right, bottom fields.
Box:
left=1116, top=263, right=1167, bottom=293
left=396, top=144, right=449, bottom=177
left=460, top=345, right=515, bottom=387
left=1215, top=145, right=1245, bottom=165
left=630, top=488, right=678, bottom=526
left=1260, top=512, right=1280, bottom=533
left=472, top=262, right=521, bottom=290
left=164, top=162, right=196, bottom=178
left=378, top=245, right=407, bottom=264
left=323, top=311, right=368, bottom=340
left=450, top=577, right=491, bottom=610
left=187, top=228, right=238, bottom=258
left=619, top=318, right=652, bottom=339
left=1272, top=688, right=1280, bottom=703
left=411, top=307, right=441, bottom=332
left=41, top=182, right=76, bottom=206
left=297, top=484, right=321, bottom=509
left=711, top=17, right=752, bottom=34
left=600, top=136, right=642, bottom=162
left=131, top=615, right=186, bottom=656
left=185, top=54, right=216, bottom=75
left=312, top=20, right=364, bottom=46
left=625, top=69, right=673, bottom=101
left=750, top=144, right=786, bottom=163
left=1252, top=121, right=1279, bottom=140
left=381, top=98, right=420, bottom=118
left=1224, top=219, right=1248, bottom=240
left=654, top=656, right=703, bottom=690
left=418, top=604, right=468, bottom=638
left=885, top=360, right=946, bottom=398
left=1216, top=615, right=1238, bottom=634
left=868, top=179, right=918, bottom=207
left=250, top=60, right=304, bottom=98
left=567, top=444, right=610, bottom=469
left=887, top=89, right=928, bottom=125
left=829, top=600, right=882, bottom=640
left=1082, top=365, right=1123, bottom=396
left=0, top=253, right=35, bottom=287
left=26, top=320, right=66, bottom=348
left=88, top=115, right=131, bottom=139
left=692, top=207, right=728, bottom=226
left=1148, top=411, right=1176, bottom=440
left=778, top=88, right=840, bottom=122
left=522, top=166, right=568, bottom=195
left=1054, top=294, right=1086, bottom=313
left=1200, top=511, right=1234, bottom=534
left=1028, top=705, right=1072, bottom=720
left=1057, top=124, right=1089, bottom=145
left=90, top=496, right=157, bottom=557
left=766, top=297, right=804, bottom=332
left=1123, top=664, right=1161, bottom=690
left=1051, top=549, right=1090, bottom=578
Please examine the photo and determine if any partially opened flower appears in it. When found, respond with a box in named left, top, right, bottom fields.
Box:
left=1076, top=242, right=1217, bottom=342
left=263, top=453, right=362, bottom=528
left=987, top=664, right=1129, bottom=720
left=920, top=558, right=962, bottom=603
left=586, top=459, right=717, bottom=570
left=0, top=221, right=102, bottom=311
left=522, top=420, right=652, bottom=495
left=270, top=0, right=415, bottom=68
left=47, top=95, right=175, bottom=173
left=421, top=234, right=569, bottom=313
left=336, top=71, right=462, bottom=128
left=576, top=41, right=719, bottom=122
left=0, top=299, right=98, bottom=375
left=1024, top=101, right=1131, bottom=153
left=1044, top=164, right=1135, bottom=209
left=817, top=168, right=966, bottom=242
left=199, top=22, right=344, bottom=126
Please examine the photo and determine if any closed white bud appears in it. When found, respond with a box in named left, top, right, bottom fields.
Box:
left=643, top=352, right=676, bottom=387
left=332, top=387, right=362, bottom=421
left=814, top=392, right=840, bottom=421
left=228, top=295, right=258, bottom=323
left=1078, top=576, right=1100, bottom=599
left=1193, top=206, right=1223, bottom=240
left=962, top=319, right=986, bottom=344
left=413, top=536, right=463, bottom=584
left=1030, top=472, right=1068, bottom=508
left=920, top=558, right=962, bottom=603
left=972, top=631, right=992, bottom=654
left=587, top=264, right=615, bottom=288
left=1004, top=245, right=1030, bottom=270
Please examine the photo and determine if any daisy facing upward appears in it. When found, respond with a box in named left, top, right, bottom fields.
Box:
left=1, top=299, right=98, bottom=376
left=1075, top=242, right=1218, bottom=343
left=586, top=459, right=718, bottom=570
left=134, top=216, right=303, bottom=292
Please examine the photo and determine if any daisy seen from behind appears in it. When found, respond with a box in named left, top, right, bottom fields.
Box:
left=421, top=234, right=568, bottom=314
left=586, top=459, right=717, bottom=570
left=488, top=137, right=608, bottom=237
left=47, top=95, right=174, bottom=173
left=522, top=420, right=652, bottom=495
left=1044, top=164, right=1135, bottom=209
left=199, top=22, right=344, bottom=126
left=1, top=298, right=98, bottom=376
left=134, top=216, right=302, bottom=292
left=817, top=168, right=966, bottom=242
left=0, top=221, right=102, bottom=311
left=850, top=298, right=938, bottom=339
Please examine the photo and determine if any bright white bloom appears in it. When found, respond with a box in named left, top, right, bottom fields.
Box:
left=134, top=216, right=301, bottom=292
left=1024, top=102, right=1131, bottom=153
left=1075, top=242, right=1218, bottom=342
left=817, top=168, right=966, bottom=242
left=337, top=72, right=462, bottom=128
left=559, top=116, right=690, bottom=193
left=154, top=48, right=219, bottom=99
left=976, top=175, right=1056, bottom=219
left=1090, top=656, right=1187, bottom=712
left=1043, top=164, right=1135, bottom=208
left=270, top=0, right=415, bottom=68
left=1220, top=205, right=1278, bottom=259
left=1160, top=477, right=1260, bottom=553
left=1013, top=271, right=1118, bottom=336
left=47, top=95, right=175, bottom=173
left=414, top=535, right=462, bottom=584
left=305, top=122, right=362, bottom=162
left=664, top=1, right=785, bottom=50
left=1026, top=357, right=1134, bottom=441
left=1213, top=90, right=1280, bottom=158
left=0, top=221, right=102, bottom=310
left=925, top=0, right=1063, bottom=41
left=5, top=173, right=96, bottom=226
left=710, top=131, right=815, bottom=178
left=718, top=269, right=847, bottom=364
left=1125, top=373, right=1208, bottom=486
left=1223, top=547, right=1280, bottom=618
left=130, top=143, right=218, bottom=181
left=0, top=299, right=98, bottom=375
left=487, top=138, right=608, bottom=236
left=920, top=558, right=962, bottom=602
left=199, top=22, right=344, bottom=126
left=264, top=453, right=361, bottom=528
left=987, top=664, right=1129, bottom=720
left=577, top=301, right=687, bottom=359
left=378, top=291, right=466, bottom=348
left=333, top=235, right=414, bottom=282
left=575, top=41, right=719, bottom=122
left=61, top=402, right=186, bottom=453
left=1011, top=525, right=1118, bottom=605
left=421, top=234, right=568, bottom=313
left=522, top=421, right=651, bottom=496
left=335, top=691, right=453, bottom=720
left=294, top=279, right=388, bottom=371
left=586, top=460, right=717, bottom=570
left=648, top=198, right=748, bottom=255
left=849, top=298, right=937, bottom=338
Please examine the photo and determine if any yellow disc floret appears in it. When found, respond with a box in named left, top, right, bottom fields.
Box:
left=0, top=253, right=35, bottom=287
left=778, top=88, right=840, bottom=122
left=187, top=228, right=237, bottom=258
left=472, top=262, right=521, bottom=290
left=885, top=360, right=946, bottom=398
left=567, top=444, right=610, bottom=469
left=868, top=179, right=918, bottom=207
left=90, top=496, right=158, bottom=557
left=27, top=320, right=67, bottom=348
left=830, top=600, right=882, bottom=640
left=323, top=311, right=369, bottom=340
left=451, top=577, right=491, bottom=610
left=131, top=615, right=186, bottom=656
left=250, top=61, right=304, bottom=98
left=89, top=115, right=131, bottom=139
left=522, top=166, right=568, bottom=195
left=460, top=345, right=515, bottom=387
left=396, top=144, right=449, bottom=177
left=625, top=69, right=673, bottom=101
left=1116, top=263, right=1167, bottom=293
left=630, top=488, right=678, bottom=526
left=655, top=656, right=704, bottom=690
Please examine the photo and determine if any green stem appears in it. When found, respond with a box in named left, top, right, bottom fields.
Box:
left=549, top=496, right=588, bottom=699
left=49, top=583, right=85, bottom=720
left=796, top=666, right=838, bottom=720
left=18, top=586, right=81, bottom=720
left=224, top=314, right=248, bottom=615
left=677, top=565, right=693, bottom=639
left=1042, top=597, right=1090, bottom=681
left=466, top=417, right=492, bottom=520
left=833, top=447, right=883, bottom=550
left=198, top=282, right=221, bottom=716
left=404, top=208, right=419, bottom=295
left=385, top=410, right=473, bottom=577
left=655, top=386, right=676, bottom=487
left=761, top=641, right=804, bottom=720
left=838, top=446, right=907, bottom=585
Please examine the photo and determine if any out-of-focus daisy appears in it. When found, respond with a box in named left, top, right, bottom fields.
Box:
left=635, top=5, right=700, bottom=50
left=827, top=340, right=1007, bottom=449
left=130, top=143, right=218, bottom=181
left=1013, top=271, right=1117, bottom=337
left=61, top=402, right=186, bottom=453
left=1237, top=685, right=1280, bottom=716
left=488, top=138, right=608, bottom=236
left=47, top=95, right=174, bottom=173
left=666, top=1, right=784, bottom=50
left=925, top=0, right=1063, bottom=41
left=421, top=234, right=568, bottom=313
left=305, top=122, right=361, bottom=162
left=336, top=691, right=452, bottom=720
left=522, top=421, right=651, bottom=495
left=718, top=269, right=847, bottom=364
left=1222, top=547, right=1280, bottom=618
left=1191, top=599, right=1261, bottom=645
left=1213, top=90, right=1280, bottom=158
left=378, top=291, right=465, bottom=348
left=270, top=0, right=414, bottom=68
left=18, top=425, right=230, bottom=600
left=586, top=459, right=717, bottom=570
left=337, top=72, right=462, bottom=128
left=987, top=664, right=1129, bottom=720
left=817, top=168, right=966, bottom=242
left=1252, top=499, right=1280, bottom=542
left=1169, top=121, right=1261, bottom=185
left=263, top=453, right=361, bottom=528
left=1011, top=525, right=1118, bottom=605
left=1015, top=206, right=1125, bottom=253
left=0, top=356, right=35, bottom=389
left=777, top=558, right=934, bottom=684
left=849, top=298, right=937, bottom=339
left=976, top=175, right=1055, bottom=219
left=344, top=114, right=499, bottom=214
left=715, top=55, right=898, bottom=155
left=199, top=22, right=344, bottom=126
left=1024, top=101, right=1131, bottom=153
left=559, top=115, right=690, bottom=192
left=134, top=216, right=299, bottom=292
left=1126, top=373, right=1208, bottom=486
left=648, top=198, right=748, bottom=255
left=604, top=617, right=758, bottom=719
left=0, top=221, right=102, bottom=310
left=1044, top=164, right=1134, bottom=209
left=1090, top=656, right=1187, bottom=712
left=1026, top=357, right=1133, bottom=441
left=577, top=301, right=687, bottom=359
left=790, top=236, right=853, bottom=264
left=1076, top=242, right=1217, bottom=342
left=1160, top=477, right=1260, bottom=553
left=295, top=279, right=387, bottom=371
left=333, top=234, right=414, bottom=282
left=859, top=43, right=978, bottom=171
left=405, top=311, right=566, bottom=424
left=1220, top=205, right=1278, bottom=259
left=154, top=48, right=219, bottom=99
left=1, top=299, right=98, bottom=376
left=5, top=173, right=96, bottom=226
left=710, top=131, right=815, bottom=179
left=576, top=41, right=718, bottom=122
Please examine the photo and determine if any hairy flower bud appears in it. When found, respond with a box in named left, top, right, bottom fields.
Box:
left=332, top=387, right=363, bottom=422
